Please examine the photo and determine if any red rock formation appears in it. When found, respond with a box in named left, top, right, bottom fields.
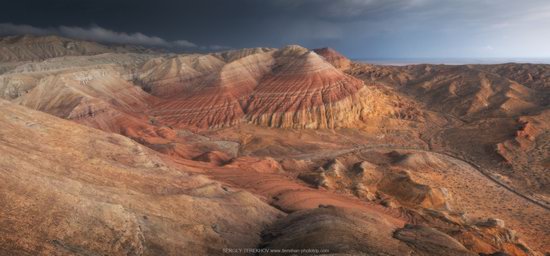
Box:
left=142, top=45, right=391, bottom=129
left=149, top=50, right=275, bottom=128
left=313, top=47, right=352, bottom=70
left=245, top=46, right=370, bottom=128
left=0, top=100, right=281, bottom=255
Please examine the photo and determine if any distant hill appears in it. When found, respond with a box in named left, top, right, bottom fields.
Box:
left=0, top=35, right=159, bottom=62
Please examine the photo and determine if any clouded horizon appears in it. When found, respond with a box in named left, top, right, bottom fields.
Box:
left=1, top=0, right=549, bottom=59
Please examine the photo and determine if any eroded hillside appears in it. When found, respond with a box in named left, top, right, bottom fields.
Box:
left=0, top=36, right=548, bottom=255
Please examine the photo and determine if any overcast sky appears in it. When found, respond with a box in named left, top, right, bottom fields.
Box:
left=1, top=0, right=549, bottom=59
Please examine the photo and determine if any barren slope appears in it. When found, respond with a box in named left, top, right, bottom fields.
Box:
left=0, top=100, right=282, bottom=255
left=496, top=110, right=550, bottom=196
left=0, top=37, right=548, bottom=255
left=351, top=62, right=550, bottom=204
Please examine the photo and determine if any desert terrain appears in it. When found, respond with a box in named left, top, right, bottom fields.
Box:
left=0, top=35, right=548, bottom=255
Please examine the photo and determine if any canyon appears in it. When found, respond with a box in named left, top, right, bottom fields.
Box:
left=0, top=35, right=549, bottom=255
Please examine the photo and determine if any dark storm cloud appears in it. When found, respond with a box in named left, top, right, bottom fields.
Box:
left=275, top=0, right=550, bottom=22
left=271, top=0, right=420, bottom=20
left=0, top=0, right=549, bottom=58
left=0, top=23, right=197, bottom=48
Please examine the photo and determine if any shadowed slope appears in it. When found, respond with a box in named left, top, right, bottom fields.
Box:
left=479, top=63, right=550, bottom=90
left=0, top=35, right=151, bottom=62
left=260, top=206, right=476, bottom=256
left=313, top=47, right=351, bottom=70
left=136, top=54, right=226, bottom=97
left=351, top=64, right=546, bottom=120
left=496, top=109, right=550, bottom=195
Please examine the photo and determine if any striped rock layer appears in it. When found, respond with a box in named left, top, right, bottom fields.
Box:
left=313, top=47, right=352, bottom=70
left=140, top=45, right=390, bottom=129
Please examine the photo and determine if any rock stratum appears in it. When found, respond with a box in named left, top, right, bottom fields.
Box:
left=138, top=45, right=393, bottom=129
left=0, top=35, right=548, bottom=255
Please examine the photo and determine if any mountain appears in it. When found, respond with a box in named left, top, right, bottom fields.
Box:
left=313, top=47, right=352, bottom=70
left=0, top=35, right=158, bottom=62
left=0, top=35, right=112, bottom=62
left=0, top=35, right=548, bottom=255
left=137, top=45, right=397, bottom=129
left=4, top=42, right=402, bottom=130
